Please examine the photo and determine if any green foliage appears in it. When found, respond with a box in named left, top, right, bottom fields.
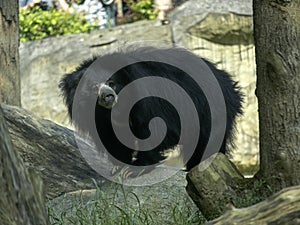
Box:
left=118, top=0, right=158, bottom=24
left=19, top=7, right=97, bottom=42
left=130, top=0, right=158, bottom=20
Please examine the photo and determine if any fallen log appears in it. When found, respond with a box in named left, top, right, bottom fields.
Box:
left=186, top=153, right=300, bottom=223
left=0, top=106, right=49, bottom=225
left=206, top=185, right=300, bottom=225
left=1, top=104, right=109, bottom=199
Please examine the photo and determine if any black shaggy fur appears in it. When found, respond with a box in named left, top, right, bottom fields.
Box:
left=59, top=47, right=243, bottom=171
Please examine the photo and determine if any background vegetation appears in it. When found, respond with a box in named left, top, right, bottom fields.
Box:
left=118, top=0, right=158, bottom=24
left=19, top=0, right=157, bottom=42
left=19, top=7, right=96, bottom=42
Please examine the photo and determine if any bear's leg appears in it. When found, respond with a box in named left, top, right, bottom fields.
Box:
left=102, top=141, right=135, bottom=165
left=133, top=149, right=166, bottom=166
left=185, top=140, right=228, bottom=171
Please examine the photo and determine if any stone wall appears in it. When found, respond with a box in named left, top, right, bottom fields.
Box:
left=20, top=20, right=172, bottom=129
left=20, top=0, right=258, bottom=174
left=169, top=2, right=258, bottom=174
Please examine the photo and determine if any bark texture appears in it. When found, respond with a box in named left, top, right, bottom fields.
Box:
left=187, top=154, right=299, bottom=222
left=0, top=1, right=21, bottom=105
left=253, top=0, right=300, bottom=189
left=1, top=104, right=108, bottom=199
left=187, top=0, right=300, bottom=220
left=0, top=107, right=48, bottom=225
left=186, top=154, right=244, bottom=220
left=206, top=185, right=300, bottom=225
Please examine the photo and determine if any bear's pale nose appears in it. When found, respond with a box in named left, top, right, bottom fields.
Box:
left=102, top=93, right=115, bottom=104
left=98, top=84, right=117, bottom=109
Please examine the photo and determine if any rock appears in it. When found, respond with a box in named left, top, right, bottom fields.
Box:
left=188, top=13, right=253, bottom=45
left=20, top=20, right=172, bottom=128
left=169, top=0, right=252, bottom=44
left=169, top=0, right=258, bottom=174
left=48, top=170, right=202, bottom=225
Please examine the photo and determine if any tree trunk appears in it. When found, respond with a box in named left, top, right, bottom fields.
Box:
left=0, top=106, right=49, bottom=225
left=187, top=2, right=300, bottom=219
left=186, top=154, right=244, bottom=220
left=253, top=0, right=300, bottom=190
left=0, top=0, right=21, bottom=106
left=117, top=0, right=123, bottom=18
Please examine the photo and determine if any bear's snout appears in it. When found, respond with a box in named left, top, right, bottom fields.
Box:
left=98, top=84, right=118, bottom=109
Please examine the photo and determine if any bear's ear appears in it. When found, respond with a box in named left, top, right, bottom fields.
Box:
left=59, top=74, right=75, bottom=118
left=59, top=56, right=98, bottom=119
left=59, top=68, right=85, bottom=118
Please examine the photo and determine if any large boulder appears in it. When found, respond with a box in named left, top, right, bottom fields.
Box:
left=20, top=20, right=172, bottom=128
left=48, top=170, right=201, bottom=225
left=170, top=0, right=257, bottom=174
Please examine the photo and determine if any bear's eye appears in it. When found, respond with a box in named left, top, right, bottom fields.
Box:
left=106, top=80, right=115, bottom=89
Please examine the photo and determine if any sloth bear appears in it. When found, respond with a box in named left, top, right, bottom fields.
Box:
left=59, top=47, right=243, bottom=172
